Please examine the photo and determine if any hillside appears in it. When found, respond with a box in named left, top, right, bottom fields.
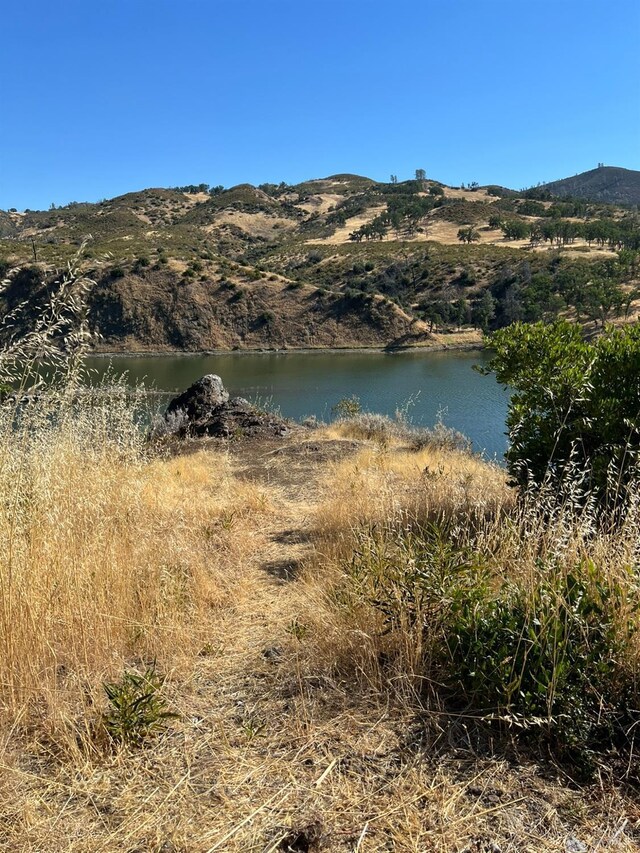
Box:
left=1, top=172, right=639, bottom=352
left=538, top=165, right=640, bottom=206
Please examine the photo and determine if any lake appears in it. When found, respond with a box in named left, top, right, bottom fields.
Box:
left=85, top=349, right=511, bottom=461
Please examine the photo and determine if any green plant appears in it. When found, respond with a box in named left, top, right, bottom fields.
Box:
left=483, top=320, right=640, bottom=504
left=102, top=664, right=178, bottom=747
left=331, top=395, right=362, bottom=419
left=346, top=520, right=639, bottom=771
left=285, top=618, right=308, bottom=640
left=241, top=713, right=266, bottom=741
left=447, top=560, right=637, bottom=761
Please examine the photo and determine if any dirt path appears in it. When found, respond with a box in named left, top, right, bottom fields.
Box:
left=230, top=435, right=361, bottom=580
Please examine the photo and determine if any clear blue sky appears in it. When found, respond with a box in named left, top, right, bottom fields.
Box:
left=1, top=0, right=639, bottom=210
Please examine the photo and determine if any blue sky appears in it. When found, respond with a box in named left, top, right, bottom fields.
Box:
left=1, top=0, right=639, bottom=210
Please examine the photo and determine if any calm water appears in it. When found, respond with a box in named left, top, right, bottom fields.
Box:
left=85, top=350, right=511, bottom=461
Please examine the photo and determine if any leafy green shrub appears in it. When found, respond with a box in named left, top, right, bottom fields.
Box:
left=102, top=664, right=178, bottom=747
left=331, top=395, right=362, bottom=419
left=447, top=560, right=637, bottom=760
left=484, top=321, right=640, bottom=504
left=347, top=521, right=639, bottom=771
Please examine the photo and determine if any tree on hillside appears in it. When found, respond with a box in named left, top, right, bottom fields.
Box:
left=415, top=168, right=426, bottom=182
left=501, top=219, right=530, bottom=241
left=457, top=227, right=480, bottom=244
left=454, top=297, right=470, bottom=328
left=472, top=290, right=496, bottom=332
left=390, top=174, right=398, bottom=184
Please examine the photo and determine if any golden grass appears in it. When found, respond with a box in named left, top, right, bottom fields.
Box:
left=0, top=399, right=272, bottom=743
left=0, top=405, right=638, bottom=850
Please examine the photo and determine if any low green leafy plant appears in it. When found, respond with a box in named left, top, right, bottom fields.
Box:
left=446, top=560, right=637, bottom=761
left=331, top=395, right=362, bottom=419
left=346, top=522, right=640, bottom=773
left=102, top=664, right=179, bottom=747
left=285, top=618, right=308, bottom=640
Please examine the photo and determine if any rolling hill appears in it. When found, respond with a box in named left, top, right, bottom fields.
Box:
left=0, top=170, right=638, bottom=352
left=538, top=166, right=640, bottom=206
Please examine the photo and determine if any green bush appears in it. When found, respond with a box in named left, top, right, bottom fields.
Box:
left=102, top=664, right=178, bottom=748
left=447, top=561, right=634, bottom=756
left=484, top=321, right=640, bottom=504
left=347, top=522, right=639, bottom=771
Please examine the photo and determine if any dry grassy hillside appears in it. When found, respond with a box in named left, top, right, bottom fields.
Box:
left=1, top=172, right=638, bottom=352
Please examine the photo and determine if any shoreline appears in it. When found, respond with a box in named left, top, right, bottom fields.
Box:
left=88, top=341, right=486, bottom=359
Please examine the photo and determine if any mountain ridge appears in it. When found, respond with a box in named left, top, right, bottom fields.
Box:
left=0, top=168, right=638, bottom=353
left=536, top=165, right=640, bottom=206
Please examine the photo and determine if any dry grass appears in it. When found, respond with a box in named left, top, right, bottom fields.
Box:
left=0, top=392, right=272, bottom=743
left=312, top=437, right=508, bottom=564
left=0, top=402, right=638, bottom=850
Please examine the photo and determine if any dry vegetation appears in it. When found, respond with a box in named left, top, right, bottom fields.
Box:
left=0, top=390, right=639, bottom=851
left=0, top=254, right=638, bottom=849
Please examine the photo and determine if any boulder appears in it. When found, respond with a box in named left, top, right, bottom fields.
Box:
left=163, top=375, right=288, bottom=439
left=165, top=374, right=229, bottom=421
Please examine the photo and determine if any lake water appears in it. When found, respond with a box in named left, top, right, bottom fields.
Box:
left=85, top=349, right=511, bottom=461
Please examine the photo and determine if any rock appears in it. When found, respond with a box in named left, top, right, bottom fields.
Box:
left=165, top=374, right=229, bottom=421
left=163, top=375, right=288, bottom=440
left=228, top=396, right=252, bottom=409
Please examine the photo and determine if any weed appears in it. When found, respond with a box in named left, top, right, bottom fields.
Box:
left=285, top=618, right=308, bottom=640
left=241, top=713, right=266, bottom=741
left=102, top=664, right=179, bottom=747
left=447, top=559, right=638, bottom=762
left=339, top=509, right=640, bottom=773
left=331, top=395, right=362, bottom=419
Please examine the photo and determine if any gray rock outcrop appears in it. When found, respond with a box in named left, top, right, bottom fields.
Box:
left=163, top=374, right=288, bottom=439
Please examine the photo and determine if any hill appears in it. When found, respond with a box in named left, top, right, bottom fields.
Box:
left=538, top=165, right=640, bottom=206
left=0, top=171, right=639, bottom=352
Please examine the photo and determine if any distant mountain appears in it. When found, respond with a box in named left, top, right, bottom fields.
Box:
left=539, top=166, right=640, bottom=206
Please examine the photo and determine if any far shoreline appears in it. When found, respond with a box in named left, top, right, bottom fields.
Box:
left=88, top=340, right=487, bottom=359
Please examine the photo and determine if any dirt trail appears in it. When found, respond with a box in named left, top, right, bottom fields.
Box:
left=230, top=435, right=361, bottom=580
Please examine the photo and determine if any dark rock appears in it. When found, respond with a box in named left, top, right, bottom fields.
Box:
left=164, top=375, right=288, bottom=440
left=228, top=396, right=252, bottom=409
left=165, top=374, right=229, bottom=421
left=277, top=821, right=323, bottom=852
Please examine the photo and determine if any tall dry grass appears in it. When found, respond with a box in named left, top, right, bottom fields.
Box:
left=0, top=389, right=272, bottom=746
left=297, top=420, right=640, bottom=775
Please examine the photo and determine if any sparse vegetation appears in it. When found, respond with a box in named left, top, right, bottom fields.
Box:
left=2, top=170, right=639, bottom=352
